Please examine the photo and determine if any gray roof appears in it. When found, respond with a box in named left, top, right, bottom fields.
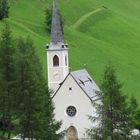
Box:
left=51, top=0, right=63, bottom=45
left=47, top=0, right=68, bottom=50
left=71, top=69, right=100, bottom=101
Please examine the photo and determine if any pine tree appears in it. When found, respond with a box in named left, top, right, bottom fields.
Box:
left=15, top=37, right=44, bottom=139
left=128, top=96, right=140, bottom=139
left=0, top=0, right=9, bottom=20
left=101, top=63, right=129, bottom=139
left=0, top=23, right=15, bottom=139
left=40, top=88, right=62, bottom=140
left=87, top=63, right=132, bottom=140
left=128, top=96, right=139, bottom=129
left=15, top=37, right=61, bottom=139
left=45, top=7, right=64, bottom=34
left=134, top=109, right=140, bottom=131
left=45, top=7, right=52, bottom=33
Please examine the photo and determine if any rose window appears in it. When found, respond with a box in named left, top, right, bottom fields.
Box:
left=66, top=106, right=77, bottom=117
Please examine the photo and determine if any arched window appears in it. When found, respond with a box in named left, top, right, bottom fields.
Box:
left=53, top=55, right=59, bottom=66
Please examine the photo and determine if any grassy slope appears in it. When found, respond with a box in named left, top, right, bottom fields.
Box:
left=0, top=0, right=140, bottom=101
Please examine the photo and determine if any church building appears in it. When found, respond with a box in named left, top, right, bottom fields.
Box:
left=46, top=0, right=100, bottom=139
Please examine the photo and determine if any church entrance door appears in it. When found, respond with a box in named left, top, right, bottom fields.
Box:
left=66, top=126, right=78, bottom=140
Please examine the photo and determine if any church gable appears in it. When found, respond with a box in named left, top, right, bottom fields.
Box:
left=52, top=69, right=100, bottom=102
left=52, top=73, right=91, bottom=102
left=52, top=71, right=96, bottom=138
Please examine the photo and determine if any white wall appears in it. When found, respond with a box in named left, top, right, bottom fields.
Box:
left=47, top=49, right=69, bottom=93
left=53, top=74, right=94, bottom=139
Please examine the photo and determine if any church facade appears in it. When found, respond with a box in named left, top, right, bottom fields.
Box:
left=46, top=0, right=100, bottom=139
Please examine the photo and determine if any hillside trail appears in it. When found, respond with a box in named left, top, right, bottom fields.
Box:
left=72, top=7, right=104, bottom=29
left=8, top=18, right=46, bottom=40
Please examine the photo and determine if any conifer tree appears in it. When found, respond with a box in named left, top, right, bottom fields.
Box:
left=87, top=63, right=132, bottom=140
left=134, top=109, right=140, bottom=131
left=101, top=64, right=128, bottom=139
left=0, top=0, right=9, bottom=20
left=45, top=7, right=52, bottom=33
left=15, top=37, right=45, bottom=139
left=128, top=96, right=139, bottom=129
left=128, top=96, right=140, bottom=139
left=45, top=7, right=64, bottom=34
left=15, top=37, right=61, bottom=139
left=0, top=24, right=15, bottom=139
left=40, top=88, right=62, bottom=140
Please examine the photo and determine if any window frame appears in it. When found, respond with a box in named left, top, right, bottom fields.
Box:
left=53, top=55, right=59, bottom=67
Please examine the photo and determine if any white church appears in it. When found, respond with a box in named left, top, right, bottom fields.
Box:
left=46, top=0, right=100, bottom=139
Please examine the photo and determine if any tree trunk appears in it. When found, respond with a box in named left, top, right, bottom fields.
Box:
left=7, top=123, right=11, bottom=140
left=23, top=135, right=25, bottom=140
left=2, top=97, right=6, bottom=140
left=7, top=89, right=12, bottom=140
left=111, top=135, right=114, bottom=140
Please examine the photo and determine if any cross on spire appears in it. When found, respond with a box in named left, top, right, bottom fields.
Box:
left=51, top=0, right=63, bottom=44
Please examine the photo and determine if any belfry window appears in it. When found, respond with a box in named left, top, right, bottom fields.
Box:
left=53, top=55, right=59, bottom=66
left=65, top=55, right=67, bottom=66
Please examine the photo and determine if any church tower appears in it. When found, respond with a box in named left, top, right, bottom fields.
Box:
left=46, top=0, right=69, bottom=93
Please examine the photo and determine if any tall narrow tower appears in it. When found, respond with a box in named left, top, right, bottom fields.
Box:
left=46, top=0, right=69, bottom=93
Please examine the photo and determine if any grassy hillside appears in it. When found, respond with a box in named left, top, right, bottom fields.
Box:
left=0, top=0, right=140, bottom=102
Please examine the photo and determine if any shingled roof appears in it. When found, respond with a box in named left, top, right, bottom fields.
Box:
left=51, top=0, right=63, bottom=44
left=53, top=69, right=100, bottom=101
left=71, top=69, right=100, bottom=101
left=47, top=0, right=67, bottom=50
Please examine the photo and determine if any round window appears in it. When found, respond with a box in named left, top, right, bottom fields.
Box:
left=66, top=106, right=77, bottom=117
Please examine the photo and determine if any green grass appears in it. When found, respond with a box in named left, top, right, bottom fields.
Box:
left=0, top=0, right=140, bottom=102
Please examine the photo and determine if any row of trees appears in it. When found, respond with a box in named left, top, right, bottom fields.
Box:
left=0, top=24, right=61, bottom=140
left=87, top=64, right=140, bottom=140
left=0, top=0, right=64, bottom=35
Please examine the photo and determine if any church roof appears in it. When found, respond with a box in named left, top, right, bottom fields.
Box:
left=50, top=0, right=63, bottom=43
left=51, top=0, right=63, bottom=44
left=71, top=69, right=100, bottom=101
left=47, top=0, right=67, bottom=50
left=53, top=69, right=100, bottom=101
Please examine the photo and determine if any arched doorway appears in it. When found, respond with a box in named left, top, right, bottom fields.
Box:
left=66, top=126, right=78, bottom=140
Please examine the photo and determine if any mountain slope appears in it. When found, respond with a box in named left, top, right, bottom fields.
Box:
left=0, top=0, right=140, bottom=101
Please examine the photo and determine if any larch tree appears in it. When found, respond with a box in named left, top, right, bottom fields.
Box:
left=128, top=96, right=140, bottom=139
left=15, top=37, right=45, bottom=139
left=45, top=6, right=64, bottom=34
left=40, top=87, right=62, bottom=140
left=15, top=37, right=61, bottom=139
left=87, top=63, right=133, bottom=140
left=0, top=23, right=15, bottom=140
left=45, top=7, right=52, bottom=33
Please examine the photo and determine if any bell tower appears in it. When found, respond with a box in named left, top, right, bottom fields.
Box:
left=46, top=0, right=69, bottom=93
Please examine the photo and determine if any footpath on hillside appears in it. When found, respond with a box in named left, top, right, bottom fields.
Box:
left=72, top=7, right=104, bottom=29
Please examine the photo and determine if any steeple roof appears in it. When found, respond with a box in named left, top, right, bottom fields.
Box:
left=51, top=0, right=63, bottom=44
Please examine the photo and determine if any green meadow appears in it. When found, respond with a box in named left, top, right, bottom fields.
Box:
left=0, top=0, right=140, bottom=102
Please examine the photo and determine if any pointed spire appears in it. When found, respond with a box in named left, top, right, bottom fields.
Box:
left=51, top=0, right=63, bottom=44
